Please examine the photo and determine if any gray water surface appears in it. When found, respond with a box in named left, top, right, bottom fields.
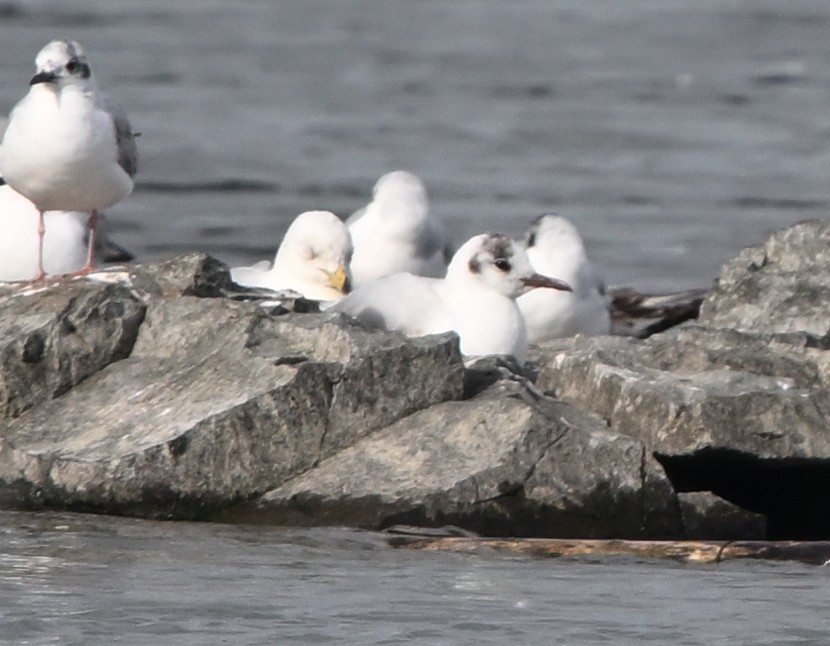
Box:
left=2, top=2, right=830, bottom=643
left=0, top=511, right=828, bottom=645
left=3, top=1, right=830, bottom=289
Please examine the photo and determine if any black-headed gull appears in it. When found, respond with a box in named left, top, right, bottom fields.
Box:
left=332, top=232, right=571, bottom=362
left=231, top=210, right=352, bottom=302
left=0, top=40, right=138, bottom=280
left=517, top=214, right=611, bottom=342
left=347, top=171, right=451, bottom=287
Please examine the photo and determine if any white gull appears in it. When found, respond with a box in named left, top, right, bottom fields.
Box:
left=0, top=39, right=138, bottom=280
left=517, top=214, right=611, bottom=342
left=332, top=232, right=572, bottom=362
left=231, top=210, right=352, bottom=302
left=347, top=170, right=451, bottom=287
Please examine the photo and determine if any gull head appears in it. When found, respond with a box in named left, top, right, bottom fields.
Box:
left=274, top=210, right=354, bottom=294
left=526, top=214, right=586, bottom=252
left=370, top=171, right=428, bottom=228
left=448, top=233, right=572, bottom=299
left=30, top=40, right=93, bottom=88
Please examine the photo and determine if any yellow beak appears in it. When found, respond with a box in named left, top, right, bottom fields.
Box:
left=323, top=264, right=348, bottom=293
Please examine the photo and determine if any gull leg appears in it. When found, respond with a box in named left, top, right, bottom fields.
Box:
left=31, top=209, right=47, bottom=281
left=63, top=210, right=99, bottom=277
left=82, top=210, right=99, bottom=273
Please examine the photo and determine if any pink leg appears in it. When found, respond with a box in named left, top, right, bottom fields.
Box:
left=31, top=210, right=47, bottom=282
left=81, top=210, right=98, bottom=274
left=62, top=210, right=98, bottom=278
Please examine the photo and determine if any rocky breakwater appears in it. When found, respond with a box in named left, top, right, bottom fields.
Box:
left=1, top=220, right=830, bottom=541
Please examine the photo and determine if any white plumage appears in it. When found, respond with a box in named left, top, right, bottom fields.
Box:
left=517, top=215, right=611, bottom=342
left=0, top=39, right=137, bottom=279
left=333, top=232, right=572, bottom=362
left=347, top=171, right=451, bottom=287
left=231, top=210, right=353, bottom=302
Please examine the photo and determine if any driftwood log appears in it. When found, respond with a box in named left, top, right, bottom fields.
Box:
left=386, top=532, right=830, bottom=566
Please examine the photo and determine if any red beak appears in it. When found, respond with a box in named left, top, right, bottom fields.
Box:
left=522, top=273, right=572, bottom=292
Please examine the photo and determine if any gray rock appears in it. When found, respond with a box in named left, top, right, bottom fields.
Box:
left=677, top=491, right=767, bottom=540
left=252, top=378, right=682, bottom=538
left=0, top=279, right=145, bottom=420
left=0, top=259, right=464, bottom=519
left=532, top=316, right=830, bottom=538
left=699, top=219, right=830, bottom=338
left=1, top=216, right=830, bottom=543
left=535, top=326, right=830, bottom=458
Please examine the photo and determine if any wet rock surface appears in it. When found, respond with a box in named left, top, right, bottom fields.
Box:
left=1, top=220, right=830, bottom=540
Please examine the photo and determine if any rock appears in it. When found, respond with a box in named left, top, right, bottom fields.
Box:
left=699, top=219, right=830, bottom=338
left=128, top=251, right=233, bottom=299
left=1, top=216, right=830, bottom=542
left=0, top=257, right=464, bottom=518
left=0, top=279, right=145, bottom=420
left=535, top=326, right=830, bottom=457
left=532, top=319, right=830, bottom=538
left=248, top=378, right=681, bottom=538
left=676, top=492, right=767, bottom=540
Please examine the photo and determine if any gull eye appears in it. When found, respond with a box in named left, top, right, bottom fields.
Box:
left=494, top=258, right=511, bottom=272
left=65, top=60, right=79, bottom=73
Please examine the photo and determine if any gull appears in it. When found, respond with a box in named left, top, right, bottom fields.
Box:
left=0, top=39, right=138, bottom=280
left=332, top=232, right=572, bottom=362
left=517, top=214, right=612, bottom=342
left=231, top=210, right=352, bottom=302
left=0, top=183, right=134, bottom=281
left=347, top=170, right=451, bottom=287
left=517, top=214, right=707, bottom=342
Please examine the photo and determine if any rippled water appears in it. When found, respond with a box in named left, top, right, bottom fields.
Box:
left=3, top=1, right=830, bottom=290
left=0, top=511, right=828, bottom=645
left=2, top=2, right=830, bottom=642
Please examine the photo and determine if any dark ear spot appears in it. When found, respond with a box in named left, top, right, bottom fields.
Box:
left=468, top=256, right=481, bottom=274
left=526, top=214, right=545, bottom=248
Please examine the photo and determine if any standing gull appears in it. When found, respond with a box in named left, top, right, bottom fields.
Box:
left=0, top=39, right=138, bottom=280
left=347, top=170, right=451, bottom=287
left=332, top=233, right=572, bottom=362
left=231, top=210, right=352, bottom=302
left=517, top=214, right=611, bottom=342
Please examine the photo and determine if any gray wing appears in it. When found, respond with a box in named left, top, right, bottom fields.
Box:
left=101, top=94, right=138, bottom=177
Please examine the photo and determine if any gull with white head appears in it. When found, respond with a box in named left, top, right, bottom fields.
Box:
left=347, top=170, right=451, bottom=287
left=517, top=214, right=611, bottom=342
left=0, top=39, right=138, bottom=280
left=332, top=232, right=572, bottom=362
left=0, top=183, right=133, bottom=282
left=231, top=210, right=353, bottom=302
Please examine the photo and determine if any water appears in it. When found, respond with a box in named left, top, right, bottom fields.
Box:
left=0, top=511, right=827, bottom=645
left=2, top=1, right=830, bottom=642
left=3, top=1, right=830, bottom=290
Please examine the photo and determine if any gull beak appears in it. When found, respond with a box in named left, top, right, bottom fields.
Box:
left=30, top=70, right=58, bottom=85
left=522, top=273, right=572, bottom=292
left=323, top=264, right=349, bottom=293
